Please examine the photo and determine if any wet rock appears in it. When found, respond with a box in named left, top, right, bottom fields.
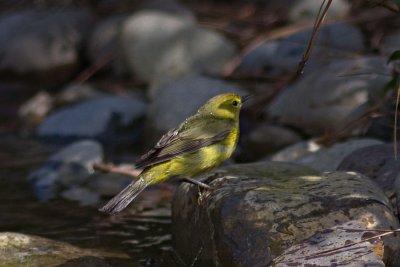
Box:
left=61, top=187, right=100, bottom=206
left=38, top=94, right=146, bottom=143
left=172, top=162, right=400, bottom=267
left=239, top=124, right=302, bottom=161
left=28, top=140, right=103, bottom=201
left=0, top=232, right=126, bottom=267
left=337, top=144, right=400, bottom=196
left=273, top=221, right=385, bottom=266
left=268, top=57, right=390, bottom=135
left=271, top=138, right=383, bottom=172
left=145, top=74, right=247, bottom=144
left=0, top=9, right=94, bottom=84
left=237, top=23, right=364, bottom=76
left=120, top=11, right=235, bottom=86
left=86, top=172, right=131, bottom=197
left=289, top=0, right=350, bottom=22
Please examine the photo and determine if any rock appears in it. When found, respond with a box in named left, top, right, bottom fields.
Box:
left=337, top=144, right=400, bottom=196
left=172, top=162, right=400, bottom=266
left=18, top=91, right=53, bottom=129
left=0, top=232, right=126, bottom=267
left=27, top=140, right=103, bottom=201
left=380, top=30, right=400, bottom=56
left=139, top=0, right=194, bottom=20
left=238, top=124, right=302, bottom=161
left=271, top=138, right=383, bottom=172
left=237, top=23, right=364, bottom=76
left=120, top=11, right=235, bottom=86
left=0, top=9, right=94, bottom=84
left=38, top=94, right=146, bottom=143
left=289, top=0, right=350, bottom=22
left=268, top=56, right=391, bottom=135
left=273, top=221, right=385, bottom=266
left=145, top=74, right=247, bottom=144
left=86, top=172, right=131, bottom=197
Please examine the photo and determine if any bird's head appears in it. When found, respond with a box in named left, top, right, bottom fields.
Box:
left=198, top=93, right=248, bottom=120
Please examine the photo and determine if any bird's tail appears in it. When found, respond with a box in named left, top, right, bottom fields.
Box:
left=99, top=176, right=150, bottom=214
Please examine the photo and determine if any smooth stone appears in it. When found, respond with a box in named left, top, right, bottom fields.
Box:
left=38, top=94, right=146, bottom=141
left=273, top=221, right=385, bottom=266
left=145, top=74, right=247, bottom=144
left=268, top=57, right=390, bottom=135
left=172, top=162, right=400, bottom=266
left=271, top=138, right=383, bottom=172
left=27, top=140, right=103, bottom=201
left=337, top=144, right=400, bottom=196
left=0, top=232, right=127, bottom=267
left=120, top=11, right=235, bottom=85
left=237, top=23, right=364, bottom=76
left=0, top=9, right=94, bottom=84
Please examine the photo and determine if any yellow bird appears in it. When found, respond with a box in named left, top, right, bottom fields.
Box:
left=100, top=93, right=247, bottom=214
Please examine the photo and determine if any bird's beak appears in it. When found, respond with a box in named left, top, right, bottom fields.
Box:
left=241, top=94, right=253, bottom=103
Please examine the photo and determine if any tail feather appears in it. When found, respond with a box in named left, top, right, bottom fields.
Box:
left=99, top=177, right=149, bottom=214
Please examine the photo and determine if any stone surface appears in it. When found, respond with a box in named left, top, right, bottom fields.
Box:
left=120, top=11, right=235, bottom=86
left=38, top=94, right=146, bottom=142
left=61, top=187, right=100, bottom=206
left=28, top=140, right=103, bottom=201
left=55, top=83, right=104, bottom=106
left=0, top=232, right=126, bottom=267
left=145, top=74, right=247, bottom=144
left=0, top=9, right=94, bottom=83
left=271, top=138, right=383, bottom=172
left=172, top=162, right=400, bottom=267
left=239, top=124, right=302, bottom=161
left=268, top=56, right=391, bottom=135
left=237, top=23, right=365, bottom=76
left=273, top=221, right=385, bottom=266
left=337, top=144, right=400, bottom=196
left=18, top=91, right=53, bottom=128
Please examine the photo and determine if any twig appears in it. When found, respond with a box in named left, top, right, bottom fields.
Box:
left=337, top=227, right=400, bottom=233
left=74, top=52, right=115, bottom=84
left=190, top=245, right=203, bottom=267
left=92, top=162, right=141, bottom=178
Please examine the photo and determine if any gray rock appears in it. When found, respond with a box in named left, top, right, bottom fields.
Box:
left=239, top=124, right=302, bottom=161
left=0, top=232, right=126, bottom=267
left=273, top=221, right=385, bottom=266
left=120, top=11, right=235, bottom=86
left=38, top=94, right=146, bottom=141
left=268, top=56, right=391, bottom=135
left=238, top=23, right=364, bottom=76
left=28, top=140, right=103, bottom=201
left=0, top=9, right=94, bottom=83
left=86, top=172, right=131, bottom=197
left=145, top=74, right=247, bottom=144
left=272, top=138, right=383, bottom=172
left=172, top=162, right=400, bottom=266
left=55, top=83, right=104, bottom=106
left=337, top=144, right=400, bottom=196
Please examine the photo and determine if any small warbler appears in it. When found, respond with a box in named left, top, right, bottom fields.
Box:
left=100, top=93, right=247, bottom=214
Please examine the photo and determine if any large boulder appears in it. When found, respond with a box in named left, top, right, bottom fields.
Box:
left=172, top=162, right=400, bottom=266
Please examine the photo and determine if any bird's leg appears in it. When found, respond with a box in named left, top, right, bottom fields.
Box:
left=182, top=177, right=213, bottom=190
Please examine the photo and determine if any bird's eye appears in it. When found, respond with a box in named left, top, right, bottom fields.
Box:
left=232, top=100, right=239, bottom=107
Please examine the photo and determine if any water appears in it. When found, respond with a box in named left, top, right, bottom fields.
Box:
left=0, top=136, right=182, bottom=267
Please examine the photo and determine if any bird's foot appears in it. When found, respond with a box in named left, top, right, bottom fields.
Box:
left=182, top=177, right=213, bottom=190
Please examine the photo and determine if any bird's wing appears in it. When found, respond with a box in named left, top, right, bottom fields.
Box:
left=135, top=117, right=233, bottom=169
